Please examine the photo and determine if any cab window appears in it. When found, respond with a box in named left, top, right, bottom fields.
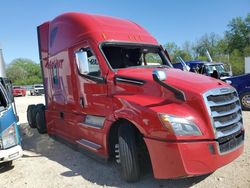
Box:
left=75, top=48, right=101, bottom=77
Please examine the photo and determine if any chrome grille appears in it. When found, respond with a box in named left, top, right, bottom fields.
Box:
left=203, top=87, right=244, bottom=154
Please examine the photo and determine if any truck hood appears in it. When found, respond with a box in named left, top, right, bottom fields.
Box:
left=116, top=67, right=228, bottom=95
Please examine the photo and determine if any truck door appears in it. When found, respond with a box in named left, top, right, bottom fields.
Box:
left=73, top=43, right=112, bottom=151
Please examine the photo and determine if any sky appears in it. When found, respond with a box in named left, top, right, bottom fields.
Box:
left=0, top=0, right=249, bottom=64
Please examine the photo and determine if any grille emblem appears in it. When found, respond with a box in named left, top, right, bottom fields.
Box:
left=220, top=88, right=230, bottom=93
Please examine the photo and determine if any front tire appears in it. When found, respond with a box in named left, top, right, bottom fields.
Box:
left=0, top=161, right=13, bottom=169
left=118, top=124, right=140, bottom=182
left=240, top=92, right=250, bottom=111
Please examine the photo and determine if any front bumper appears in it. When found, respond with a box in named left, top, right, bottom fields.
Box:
left=0, top=145, right=23, bottom=163
left=144, top=137, right=244, bottom=179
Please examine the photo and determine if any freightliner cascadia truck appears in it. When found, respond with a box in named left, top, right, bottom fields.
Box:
left=28, top=12, right=245, bottom=182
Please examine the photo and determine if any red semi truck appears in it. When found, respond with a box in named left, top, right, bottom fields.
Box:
left=28, top=12, right=244, bottom=182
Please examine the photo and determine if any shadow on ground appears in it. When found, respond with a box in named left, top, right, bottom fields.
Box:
left=19, top=123, right=211, bottom=188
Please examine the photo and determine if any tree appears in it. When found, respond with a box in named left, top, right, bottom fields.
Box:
left=225, top=14, right=250, bottom=54
left=230, top=49, right=244, bottom=75
left=164, top=42, right=192, bottom=63
left=6, top=58, right=42, bottom=85
left=193, top=33, right=220, bottom=60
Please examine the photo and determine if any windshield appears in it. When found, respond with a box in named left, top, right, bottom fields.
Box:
left=205, top=64, right=227, bottom=74
left=13, top=86, right=21, bottom=89
left=0, top=84, right=9, bottom=111
left=34, top=85, right=43, bottom=88
left=102, top=44, right=171, bottom=69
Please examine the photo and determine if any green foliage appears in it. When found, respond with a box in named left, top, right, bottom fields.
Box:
left=230, top=49, right=244, bottom=75
left=164, top=42, right=192, bottom=63
left=193, top=33, right=220, bottom=58
left=225, top=14, right=250, bottom=54
left=244, top=46, right=250, bottom=56
left=6, top=58, right=42, bottom=85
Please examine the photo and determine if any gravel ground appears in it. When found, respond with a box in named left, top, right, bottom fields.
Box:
left=0, top=95, right=249, bottom=188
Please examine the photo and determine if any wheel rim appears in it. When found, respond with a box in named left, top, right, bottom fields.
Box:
left=242, top=94, right=250, bottom=108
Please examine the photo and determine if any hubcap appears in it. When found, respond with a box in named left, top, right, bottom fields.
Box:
left=242, top=95, right=250, bottom=108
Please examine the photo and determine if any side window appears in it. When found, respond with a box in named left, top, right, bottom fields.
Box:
left=0, top=85, right=8, bottom=110
left=52, top=64, right=59, bottom=85
left=144, top=53, right=162, bottom=65
left=75, top=48, right=101, bottom=77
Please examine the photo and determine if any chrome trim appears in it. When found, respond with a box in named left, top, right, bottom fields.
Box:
left=215, top=138, right=243, bottom=155
left=214, top=114, right=242, bottom=128
left=84, top=115, right=105, bottom=129
left=78, top=122, right=102, bottom=129
left=216, top=122, right=242, bottom=138
left=76, top=139, right=102, bottom=151
left=208, top=97, right=239, bottom=107
left=116, top=77, right=145, bottom=85
left=211, top=105, right=241, bottom=117
left=203, top=87, right=243, bottom=154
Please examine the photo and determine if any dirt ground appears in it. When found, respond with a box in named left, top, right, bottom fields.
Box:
left=0, top=95, right=249, bottom=188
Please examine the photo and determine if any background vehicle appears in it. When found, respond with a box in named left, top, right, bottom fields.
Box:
left=0, top=49, right=23, bottom=167
left=173, top=59, right=250, bottom=110
left=12, top=86, right=26, bottom=97
left=27, top=12, right=244, bottom=182
left=30, top=84, right=44, bottom=96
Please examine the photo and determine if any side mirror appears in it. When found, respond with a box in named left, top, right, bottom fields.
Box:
left=75, top=50, right=89, bottom=74
left=225, top=80, right=232, bottom=85
left=152, top=70, right=167, bottom=81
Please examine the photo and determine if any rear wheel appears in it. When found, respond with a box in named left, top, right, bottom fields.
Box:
left=27, top=105, right=36, bottom=128
left=240, top=92, right=250, bottom=111
left=35, top=105, right=47, bottom=134
left=118, top=124, right=140, bottom=182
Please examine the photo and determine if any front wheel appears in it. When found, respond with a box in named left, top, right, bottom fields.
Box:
left=118, top=124, right=140, bottom=182
left=240, top=92, right=250, bottom=111
left=0, top=161, right=13, bottom=169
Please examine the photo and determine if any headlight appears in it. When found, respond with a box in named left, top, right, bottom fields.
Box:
left=158, top=114, right=202, bottom=136
left=1, top=124, right=18, bottom=149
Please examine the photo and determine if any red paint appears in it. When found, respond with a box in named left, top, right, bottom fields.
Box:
left=12, top=86, right=26, bottom=97
left=37, top=12, right=244, bottom=179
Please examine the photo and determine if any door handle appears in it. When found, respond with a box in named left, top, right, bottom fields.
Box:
left=80, top=97, right=84, bottom=108
left=60, top=112, right=64, bottom=119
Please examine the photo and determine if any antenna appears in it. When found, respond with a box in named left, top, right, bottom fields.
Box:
left=205, top=49, right=213, bottom=62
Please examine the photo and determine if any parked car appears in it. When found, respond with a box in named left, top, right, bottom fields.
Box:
left=30, top=84, right=44, bottom=96
left=12, top=86, right=26, bottom=97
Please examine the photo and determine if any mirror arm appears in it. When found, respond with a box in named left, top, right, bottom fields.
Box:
left=152, top=74, right=186, bottom=101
